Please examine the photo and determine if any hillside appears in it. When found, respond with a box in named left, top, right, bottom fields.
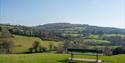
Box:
left=0, top=23, right=125, bottom=41
left=11, top=35, right=61, bottom=53
left=1, top=23, right=125, bottom=35
left=35, top=23, right=125, bottom=35
left=0, top=23, right=125, bottom=46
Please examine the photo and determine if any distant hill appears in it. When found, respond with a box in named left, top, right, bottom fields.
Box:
left=0, top=23, right=125, bottom=41
left=0, top=23, right=125, bottom=36
left=0, top=23, right=125, bottom=49
left=34, top=23, right=125, bottom=34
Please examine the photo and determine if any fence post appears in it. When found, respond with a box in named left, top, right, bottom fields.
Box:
left=96, top=52, right=99, bottom=63
left=71, top=51, right=74, bottom=60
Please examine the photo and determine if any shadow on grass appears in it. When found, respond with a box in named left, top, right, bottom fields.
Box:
left=57, top=59, right=97, bottom=63
left=57, top=59, right=71, bottom=63
left=58, top=59, right=93, bottom=63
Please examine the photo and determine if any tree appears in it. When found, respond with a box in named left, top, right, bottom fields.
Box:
left=103, top=46, right=112, bottom=56
left=63, top=40, right=70, bottom=53
left=71, top=37, right=87, bottom=49
left=32, top=41, right=41, bottom=52
left=56, top=43, right=64, bottom=53
left=113, top=47, right=125, bottom=55
left=0, top=28, right=13, bottom=54
left=29, top=41, right=47, bottom=53
left=0, top=26, right=1, bottom=31
left=48, top=42, right=53, bottom=50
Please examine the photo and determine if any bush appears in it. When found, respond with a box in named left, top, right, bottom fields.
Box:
left=113, top=47, right=125, bottom=55
left=28, top=41, right=47, bottom=53
left=103, top=47, right=112, bottom=56
left=56, top=47, right=64, bottom=53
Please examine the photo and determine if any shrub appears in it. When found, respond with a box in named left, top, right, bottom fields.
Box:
left=113, top=47, right=125, bottom=55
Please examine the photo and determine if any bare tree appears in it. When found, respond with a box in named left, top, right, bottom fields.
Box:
left=103, top=46, right=112, bottom=56
left=0, top=28, right=13, bottom=54
left=63, top=40, right=70, bottom=53
left=56, top=43, right=64, bottom=53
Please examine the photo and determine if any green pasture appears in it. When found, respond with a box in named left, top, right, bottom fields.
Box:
left=0, top=53, right=125, bottom=63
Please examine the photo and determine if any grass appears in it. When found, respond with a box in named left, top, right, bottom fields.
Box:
left=86, top=35, right=99, bottom=39
left=103, top=34, right=125, bottom=37
left=88, top=46, right=122, bottom=49
left=0, top=53, right=125, bottom=63
left=87, top=34, right=125, bottom=40
left=11, top=35, right=61, bottom=53
left=0, top=53, right=69, bottom=63
left=62, top=26, right=84, bottom=34
left=63, top=33, right=82, bottom=37
left=74, top=54, right=125, bottom=63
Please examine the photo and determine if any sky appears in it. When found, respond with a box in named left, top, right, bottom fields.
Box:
left=0, top=0, right=125, bottom=28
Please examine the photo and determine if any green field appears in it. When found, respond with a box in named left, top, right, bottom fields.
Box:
left=0, top=53, right=125, bottom=63
left=103, top=34, right=125, bottom=37
left=11, top=35, right=61, bottom=53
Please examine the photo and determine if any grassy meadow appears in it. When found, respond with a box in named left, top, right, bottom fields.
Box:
left=11, top=35, right=61, bottom=53
left=0, top=53, right=125, bottom=63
